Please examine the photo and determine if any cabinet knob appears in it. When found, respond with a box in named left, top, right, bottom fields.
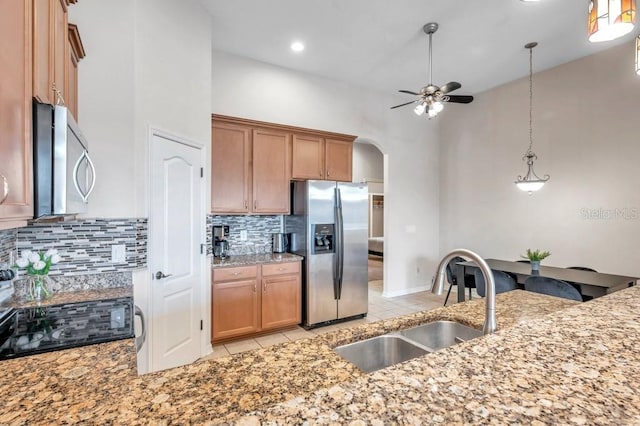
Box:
left=319, top=170, right=322, bottom=177
left=232, top=272, right=240, bottom=276
left=0, top=175, right=8, bottom=205
left=244, top=200, right=248, bottom=209
left=327, top=171, right=331, bottom=177
left=254, top=200, right=257, bottom=210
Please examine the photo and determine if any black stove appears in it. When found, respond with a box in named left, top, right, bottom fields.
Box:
left=0, top=297, right=134, bottom=360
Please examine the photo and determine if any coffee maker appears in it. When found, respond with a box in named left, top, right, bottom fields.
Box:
left=213, top=225, right=230, bottom=259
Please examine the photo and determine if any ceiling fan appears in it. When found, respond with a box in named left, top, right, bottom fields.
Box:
left=391, top=22, right=474, bottom=119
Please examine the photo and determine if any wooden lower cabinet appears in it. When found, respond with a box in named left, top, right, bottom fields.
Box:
left=212, top=261, right=301, bottom=343
left=261, top=262, right=302, bottom=331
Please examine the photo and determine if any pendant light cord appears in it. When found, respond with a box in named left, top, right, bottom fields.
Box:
left=428, top=32, right=433, bottom=85
left=528, top=45, right=534, bottom=155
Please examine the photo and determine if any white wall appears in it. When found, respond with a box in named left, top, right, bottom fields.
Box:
left=439, top=41, right=640, bottom=277
left=69, top=1, right=136, bottom=217
left=71, top=0, right=212, bottom=243
left=70, top=0, right=212, bottom=217
left=212, top=51, right=440, bottom=295
left=353, top=141, right=384, bottom=194
left=132, top=0, right=212, bottom=216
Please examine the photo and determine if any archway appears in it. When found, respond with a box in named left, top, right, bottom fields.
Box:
left=352, top=138, right=388, bottom=300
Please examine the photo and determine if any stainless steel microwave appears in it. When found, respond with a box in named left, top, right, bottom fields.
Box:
left=33, top=102, right=96, bottom=218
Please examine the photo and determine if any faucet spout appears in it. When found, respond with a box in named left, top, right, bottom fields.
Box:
left=432, top=249, right=497, bottom=335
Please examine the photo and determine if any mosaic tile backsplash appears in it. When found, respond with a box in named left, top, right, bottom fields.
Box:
left=210, top=215, right=283, bottom=256
left=12, top=218, right=147, bottom=276
left=0, top=228, right=17, bottom=266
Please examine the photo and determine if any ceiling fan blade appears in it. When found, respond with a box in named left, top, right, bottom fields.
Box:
left=390, top=100, right=419, bottom=109
left=440, top=81, right=462, bottom=94
left=445, top=95, right=474, bottom=104
left=398, top=89, right=420, bottom=95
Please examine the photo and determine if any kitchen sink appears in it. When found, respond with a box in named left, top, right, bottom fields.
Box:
left=334, top=320, right=483, bottom=373
left=398, top=320, right=483, bottom=352
left=334, top=335, right=429, bottom=373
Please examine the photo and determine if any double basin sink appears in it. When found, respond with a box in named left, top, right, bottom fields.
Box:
left=334, top=320, right=483, bottom=373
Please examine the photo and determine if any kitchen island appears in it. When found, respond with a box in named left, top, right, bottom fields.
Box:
left=1, top=287, right=639, bottom=424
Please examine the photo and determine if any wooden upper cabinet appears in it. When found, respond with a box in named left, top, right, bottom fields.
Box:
left=211, top=122, right=251, bottom=213
left=65, top=24, right=85, bottom=120
left=53, top=0, right=67, bottom=105
left=252, top=128, right=290, bottom=214
left=33, top=0, right=54, bottom=104
left=291, top=134, right=324, bottom=180
left=211, top=115, right=355, bottom=213
left=0, top=0, right=34, bottom=228
left=325, top=139, right=353, bottom=182
left=33, top=0, right=76, bottom=109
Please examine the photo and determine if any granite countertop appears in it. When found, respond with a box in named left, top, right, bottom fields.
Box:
left=211, top=252, right=303, bottom=268
left=239, top=287, right=640, bottom=424
left=0, top=289, right=586, bottom=424
left=4, top=286, right=133, bottom=310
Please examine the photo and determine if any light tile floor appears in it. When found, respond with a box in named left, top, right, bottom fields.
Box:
left=201, top=258, right=476, bottom=360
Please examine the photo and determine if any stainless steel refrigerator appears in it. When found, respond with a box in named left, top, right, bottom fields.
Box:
left=285, top=180, right=368, bottom=328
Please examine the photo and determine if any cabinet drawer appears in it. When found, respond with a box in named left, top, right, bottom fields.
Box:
left=213, top=265, right=258, bottom=282
left=262, top=262, right=300, bottom=276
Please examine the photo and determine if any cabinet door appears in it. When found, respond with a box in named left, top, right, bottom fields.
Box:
left=0, top=1, right=33, bottom=228
left=292, top=134, right=324, bottom=180
left=52, top=0, right=67, bottom=105
left=211, top=122, right=251, bottom=213
left=33, top=0, right=55, bottom=104
left=65, top=47, right=78, bottom=119
left=325, top=139, right=353, bottom=182
left=212, top=279, right=259, bottom=341
left=252, top=128, right=290, bottom=214
left=261, top=274, right=301, bottom=331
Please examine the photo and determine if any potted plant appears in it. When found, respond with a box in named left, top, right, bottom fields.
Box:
left=521, top=249, right=551, bottom=272
left=13, top=249, right=61, bottom=301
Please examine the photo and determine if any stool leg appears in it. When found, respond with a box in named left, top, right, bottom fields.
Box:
left=444, top=283, right=453, bottom=306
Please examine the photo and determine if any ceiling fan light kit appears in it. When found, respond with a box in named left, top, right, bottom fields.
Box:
left=588, top=0, right=637, bottom=43
left=515, top=42, right=549, bottom=195
left=390, top=22, right=474, bottom=119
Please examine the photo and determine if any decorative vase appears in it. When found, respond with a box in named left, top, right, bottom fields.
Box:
left=27, top=275, right=52, bottom=301
left=531, top=261, right=541, bottom=272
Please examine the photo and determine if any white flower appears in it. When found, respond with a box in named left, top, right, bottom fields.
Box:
left=32, top=260, right=46, bottom=271
left=28, top=253, right=41, bottom=263
left=45, top=249, right=58, bottom=257
left=21, top=250, right=33, bottom=260
left=15, top=258, right=29, bottom=268
left=50, top=254, right=61, bottom=265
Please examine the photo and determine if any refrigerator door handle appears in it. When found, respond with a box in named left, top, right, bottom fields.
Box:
left=335, top=187, right=345, bottom=299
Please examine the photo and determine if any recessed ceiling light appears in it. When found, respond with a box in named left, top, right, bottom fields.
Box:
left=291, top=41, right=305, bottom=52
left=520, top=0, right=540, bottom=2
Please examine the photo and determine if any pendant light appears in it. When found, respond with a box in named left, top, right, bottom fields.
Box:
left=515, top=42, right=549, bottom=195
left=588, top=0, right=637, bottom=43
left=636, top=34, right=640, bottom=75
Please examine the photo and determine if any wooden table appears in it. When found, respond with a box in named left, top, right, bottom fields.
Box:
left=456, top=258, right=638, bottom=303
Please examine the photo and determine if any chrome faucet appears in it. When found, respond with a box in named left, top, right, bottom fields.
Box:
left=431, top=249, right=497, bottom=335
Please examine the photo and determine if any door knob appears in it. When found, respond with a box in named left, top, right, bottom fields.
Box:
left=155, top=271, right=172, bottom=280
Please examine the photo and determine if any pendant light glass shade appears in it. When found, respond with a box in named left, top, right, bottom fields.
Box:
left=588, top=0, right=636, bottom=43
left=636, top=34, right=640, bottom=75
left=515, top=42, right=549, bottom=195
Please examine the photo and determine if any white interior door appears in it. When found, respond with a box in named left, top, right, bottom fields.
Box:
left=149, top=131, right=203, bottom=372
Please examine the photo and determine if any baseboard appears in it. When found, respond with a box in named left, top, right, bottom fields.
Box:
left=382, top=285, right=431, bottom=298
